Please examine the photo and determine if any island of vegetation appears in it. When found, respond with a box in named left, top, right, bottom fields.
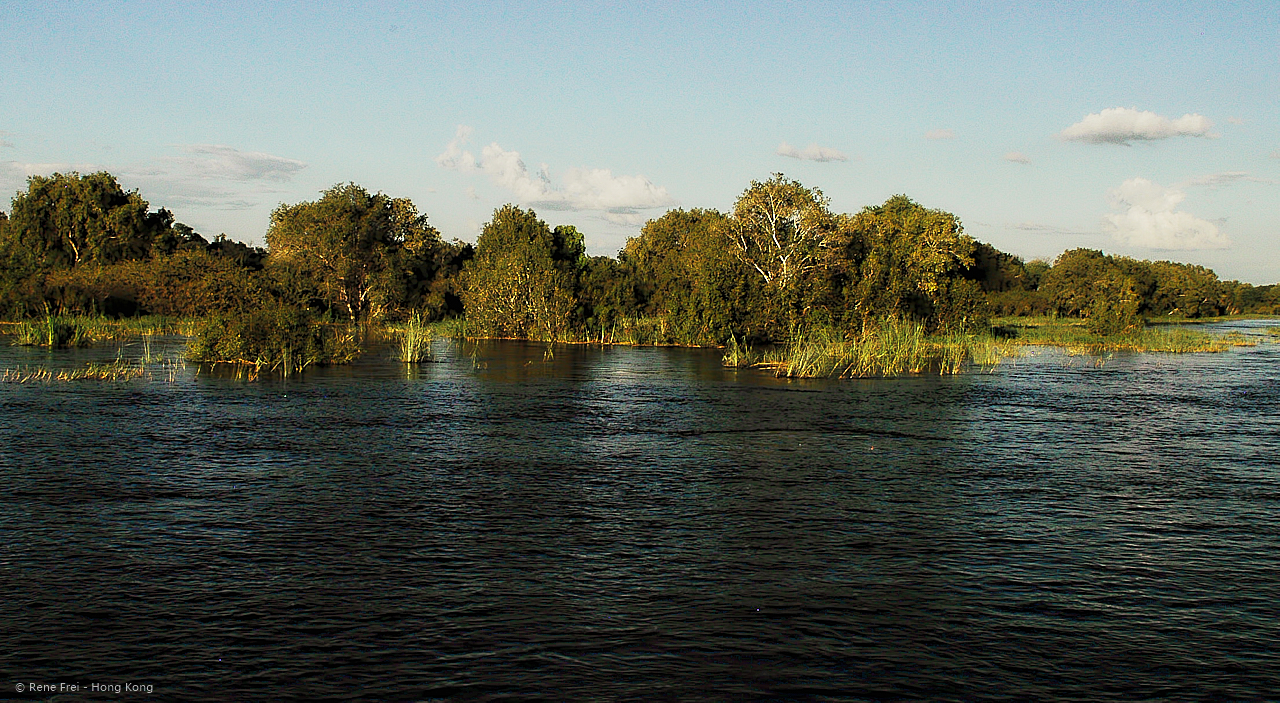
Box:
left=1, top=172, right=1275, bottom=378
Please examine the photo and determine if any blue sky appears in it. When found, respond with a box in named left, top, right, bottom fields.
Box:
left=2, top=1, right=1277, bottom=282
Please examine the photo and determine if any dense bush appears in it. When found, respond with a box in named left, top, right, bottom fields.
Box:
left=187, top=304, right=359, bottom=371
left=461, top=205, right=584, bottom=340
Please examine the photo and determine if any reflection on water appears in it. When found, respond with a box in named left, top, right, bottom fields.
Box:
left=1, top=322, right=1278, bottom=701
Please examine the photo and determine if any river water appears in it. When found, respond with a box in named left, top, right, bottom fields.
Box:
left=2, top=322, right=1278, bottom=701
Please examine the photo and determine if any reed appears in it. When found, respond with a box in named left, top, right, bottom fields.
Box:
left=722, top=334, right=764, bottom=368
left=751, top=321, right=1009, bottom=379
left=429, top=317, right=468, bottom=339
left=393, top=312, right=433, bottom=363
left=0, top=348, right=187, bottom=383
left=6, top=314, right=198, bottom=348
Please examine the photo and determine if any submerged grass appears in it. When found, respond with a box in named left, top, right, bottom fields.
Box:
left=1, top=347, right=187, bottom=384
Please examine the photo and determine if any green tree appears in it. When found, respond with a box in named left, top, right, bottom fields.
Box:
left=1086, top=270, right=1142, bottom=335
left=2, top=171, right=171, bottom=272
left=623, top=208, right=766, bottom=343
left=461, top=205, right=584, bottom=340
left=266, top=184, right=441, bottom=323
left=1039, top=248, right=1115, bottom=317
left=1144, top=260, right=1230, bottom=317
left=726, top=174, right=837, bottom=288
left=833, top=195, right=984, bottom=331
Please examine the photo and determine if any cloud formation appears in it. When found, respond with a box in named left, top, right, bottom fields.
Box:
left=776, top=142, right=848, bottom=162
left=1181, top=171, right=1271, bottom=188
left=161, top=145, right=307, bottom=182
left=924, top=129, right=955, bottom=140
left=435, top=126, right=675, bottom=216
left=1003, top=151, right=1031, bottom=165
left=1102, top=177, right=1228, bottom=250
left=1005, top=221, right=1093, bottom=237
left=1060, top=107, right=1215, bottom=145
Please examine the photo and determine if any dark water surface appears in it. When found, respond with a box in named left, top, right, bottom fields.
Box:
left=3, top=323, right=1279, bottom=701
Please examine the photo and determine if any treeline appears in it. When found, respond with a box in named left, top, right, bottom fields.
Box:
left=976, top=246, right=1278, bottom=332
left=1, top=171, right=1275, bottom=351
left=0, top=174, right=471, bottom=325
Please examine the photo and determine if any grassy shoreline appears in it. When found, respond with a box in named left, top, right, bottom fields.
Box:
left=2, top=313, right=1270, bottom=382
left=993, top=317, right=1256, bottom=353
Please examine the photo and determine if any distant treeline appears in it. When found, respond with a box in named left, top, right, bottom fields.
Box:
left=1, top=171, right=1276, bottom=344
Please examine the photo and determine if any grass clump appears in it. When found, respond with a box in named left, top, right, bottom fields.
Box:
left=12, top=315, right=94, bottom=348
left=391, top=312, right=433, bottom=363
left=186, top=304, right=359, bottom=376
left=732, top=320, right=1009, bottom=379
left=722, top=334, right=762, bottom=368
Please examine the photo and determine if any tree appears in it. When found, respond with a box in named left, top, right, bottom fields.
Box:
left=726, top=174, right=837, bottom=288
left=266, top=184, right=440, bottom=323
left=2, top=171, right=172, bottom=271
left=1039, top=248, right=1115, bottom=317
left=461, top=205, right=584, bottom=340
left=622, top=208, right=762, bottom=343
left=834, top=195, right=984, bottom=331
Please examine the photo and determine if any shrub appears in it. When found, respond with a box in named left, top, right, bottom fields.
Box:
left=187, top=304, right=359, bottom=374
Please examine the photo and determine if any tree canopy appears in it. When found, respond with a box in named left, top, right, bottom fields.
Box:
left=1, top=171, right=172, bottom=273
left=461, top=205, right=584, bottom=340
left=266, top=183, right=442, bottom=323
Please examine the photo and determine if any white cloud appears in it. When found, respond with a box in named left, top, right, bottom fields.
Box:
left=1227, top=116, right=1245, bottom=125
left=435, top=126, right=675, bottom=216
left=1005, top=221, right=1092, bottom=236
left=924, top=128, right=955, bottom=140
left=117, top=146, right=306, bottom=212
left=465, top=186, right=479, bottom=200
left=602, top=211, right=649, bottom=226
left=161, top=145, right=307, bottom=182
left=1060, top=107, right=1215, bottom=145
left=1102, top=177, right=1228, bottom=250
left=435, top=125, right=478, bottom=172
left=776, top=141, right=849, bottom=162
left=1181, top=171, right=1271, bottom=188
left=1003, top=151, right=1031, bottom=165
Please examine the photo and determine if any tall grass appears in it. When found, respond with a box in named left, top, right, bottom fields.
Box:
left=736, top=321, right=1010, bottom=379
left=6, top=314, right=198, bottom=348
left=722, top=334, right=761, bottom=368
left=430, top=316, right=468, bottom=340
left=392, top=313, right=433, bottom=363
